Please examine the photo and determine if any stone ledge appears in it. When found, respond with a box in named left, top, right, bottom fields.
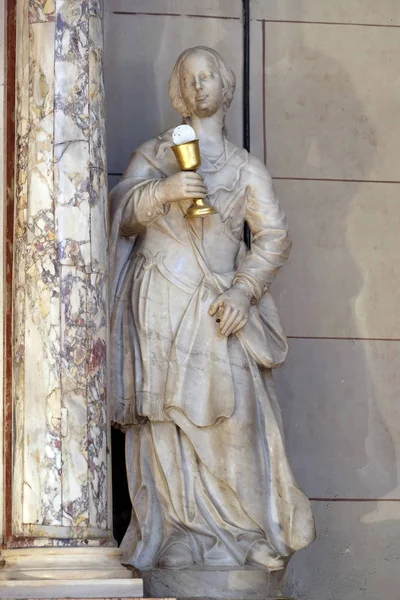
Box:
left=142, top=568, right=283, bottom=600
left=0, top=548, right=138, bottom=583
left=0, top=580, right=144, bottom=599
left=175, top=597, right=293, bottom=600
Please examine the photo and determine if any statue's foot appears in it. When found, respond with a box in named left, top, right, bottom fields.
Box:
left=158, top=542, right=194, bottom=569
left=247, top=540, right=285, bottom=571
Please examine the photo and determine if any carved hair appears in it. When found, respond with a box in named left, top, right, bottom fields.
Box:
left=168, top=46, right=236, bottom=123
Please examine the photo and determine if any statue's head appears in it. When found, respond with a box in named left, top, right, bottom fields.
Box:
left=169, top=46, right=236, bottom=121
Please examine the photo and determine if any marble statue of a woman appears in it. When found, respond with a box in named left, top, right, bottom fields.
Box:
left=109, top=46, right=315, bottom=595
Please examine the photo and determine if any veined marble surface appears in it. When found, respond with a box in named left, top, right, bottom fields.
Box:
left=12, top=0, right=110, bottom=542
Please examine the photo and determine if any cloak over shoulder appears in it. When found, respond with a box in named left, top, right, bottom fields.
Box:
left=109, top=131, right=291, bottom=428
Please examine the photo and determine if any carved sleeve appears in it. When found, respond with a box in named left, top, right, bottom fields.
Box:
left=233, top=157, right=292, bottom=300
left=119, top=150, right=169, bottom=235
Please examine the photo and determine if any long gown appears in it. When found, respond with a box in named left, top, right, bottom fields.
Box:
left=109, top=129, right=315, bottom=571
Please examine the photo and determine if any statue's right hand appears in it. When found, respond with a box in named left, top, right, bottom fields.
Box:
left=156, top=172, right=207, bottom=204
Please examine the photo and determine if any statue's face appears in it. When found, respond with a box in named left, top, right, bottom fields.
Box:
left=179, top=52, right=224, bottom=118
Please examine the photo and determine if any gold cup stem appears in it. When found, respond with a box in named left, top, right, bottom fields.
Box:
left=171, top=141, right=218, bottom=218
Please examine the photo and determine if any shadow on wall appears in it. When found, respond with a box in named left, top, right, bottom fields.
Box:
left=104, top=10, right=243, bottom=176
left=112, top=427, right=131, bottom=544
left=267, top=2, right=399, bottom=598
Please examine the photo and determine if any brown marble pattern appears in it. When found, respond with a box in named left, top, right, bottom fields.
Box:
left=13, top=0, right=31, bottom=531
left=89, top=11, right=107, bottom=273
left=12, top=0, right=110, bottom=543
left=88, top=0, right=102, bottom=17
left=55, top=0, right=91, bottom=270
left=87, top=272, right=108, bottom=529
left=29, top=0, right=56, bottom=23
left=60, top=265, right=89, bottom=528
left=28, top=21, right=62, bottom=527
left=87, top=0, right=108, bottom=530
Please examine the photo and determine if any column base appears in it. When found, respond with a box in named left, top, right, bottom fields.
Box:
left=0, top=547, right=143, bottom=598
left=141, top=567, right=284, bottom=599
left=0, top=579, right=143, bottom=599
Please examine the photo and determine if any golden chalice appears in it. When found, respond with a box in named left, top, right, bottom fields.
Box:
left=172, top=126, right=217, bottom=219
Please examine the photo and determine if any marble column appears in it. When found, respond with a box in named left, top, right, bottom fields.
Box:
left=0, top=0, right=142, bottom=596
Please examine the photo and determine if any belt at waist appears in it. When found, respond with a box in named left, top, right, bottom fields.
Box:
left=133, top=247, right=203, bottom=294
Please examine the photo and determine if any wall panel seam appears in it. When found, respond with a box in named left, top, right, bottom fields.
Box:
left=259, top=19, right=400, bottom=29
left=112, top=11, right=240, bottom=21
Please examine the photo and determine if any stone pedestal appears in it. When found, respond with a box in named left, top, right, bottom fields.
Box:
left=142, top=568, right=283, bottom=600
left=0, top=548, right=133, bottom=581
left=0, top=549, right=142, bottom=599
left=1, top=0, right=141, bottom=596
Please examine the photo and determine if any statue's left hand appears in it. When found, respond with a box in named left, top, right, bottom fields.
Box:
left=209, top=283, right=252, bottom=337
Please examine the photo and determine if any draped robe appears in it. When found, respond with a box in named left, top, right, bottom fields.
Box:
left=109, top=130, right=315, bottom=571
